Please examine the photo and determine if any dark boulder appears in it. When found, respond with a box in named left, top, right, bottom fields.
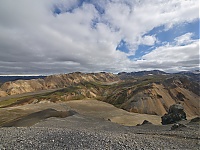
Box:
left=161, top=104, right=186, bottom=125
left=168, top=103, right=184, bottom=114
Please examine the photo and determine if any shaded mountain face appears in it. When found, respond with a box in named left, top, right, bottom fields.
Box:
left=0, top=71, right=199, bottom=118
left=118, top=70, right=200, bottom=82
left=118, top=70, right=168, bottom=80
left=175, top=71, right=200, bottom=82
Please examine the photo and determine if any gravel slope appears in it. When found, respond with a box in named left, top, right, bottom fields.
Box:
left=0, top=115, right=199, bottom=150
left=0, top=100, right=199, bottom=149
left=0, top=125, right=199, bottom=150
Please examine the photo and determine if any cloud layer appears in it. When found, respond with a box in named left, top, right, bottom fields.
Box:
left=0, top=0, right=199, bottom=74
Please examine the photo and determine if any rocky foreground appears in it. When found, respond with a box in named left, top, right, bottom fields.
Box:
left=0, top=115, right=199, bottom=150
left=0, top=99, right=199, bottom=149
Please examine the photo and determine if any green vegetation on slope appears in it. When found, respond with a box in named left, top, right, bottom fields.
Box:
left=0, top=74, right=199, bottom=117
left=0, top=76, right=165, bottom=108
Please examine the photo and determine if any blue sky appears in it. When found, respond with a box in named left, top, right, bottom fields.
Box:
left=127, top=19, right=199, bottom=60
left=0, top=0, right=199, bottom=74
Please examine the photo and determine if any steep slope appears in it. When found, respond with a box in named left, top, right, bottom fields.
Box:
left=0, top=72, right=199, bottom=118
left=0, top=72, right=119, bottom=96
left=44, top=72, right=118, bottom=88
left=104, top=75, right=199, bottom=117
left=1, top=79, right=46, bottom=95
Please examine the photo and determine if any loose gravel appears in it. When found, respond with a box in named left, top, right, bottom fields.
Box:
left=0, top=126, right=199, bottom=150
left=1, top=113, right=199, bottom=150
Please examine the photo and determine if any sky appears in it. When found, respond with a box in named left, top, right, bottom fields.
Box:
left=0, top=0, right=199, bottom=75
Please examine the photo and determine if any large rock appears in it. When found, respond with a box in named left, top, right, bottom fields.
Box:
left=168, top=104, right=184, bottom=114
left=161, top=104, right=186, bottom=125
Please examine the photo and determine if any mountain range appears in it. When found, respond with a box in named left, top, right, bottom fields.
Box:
left=0, top=70, right=199, bottom=118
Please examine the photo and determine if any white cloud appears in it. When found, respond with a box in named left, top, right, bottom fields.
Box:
left=175, top=32, right=194, bottom=45
left=138, top=40, right=199, bottom=72
left=142, top=41, right=199, bottom=62
left=0, top=0, right=199, bottom=74
left=140, top=35, right=157, bottom=46
left=101, top=0, right=199, bottom=53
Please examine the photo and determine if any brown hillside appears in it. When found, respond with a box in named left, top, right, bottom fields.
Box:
left=104, top=76, right=199, bottom=117
left=0, top=72, right=119, bottom=96
left=0, top=73, right=199, bottom=118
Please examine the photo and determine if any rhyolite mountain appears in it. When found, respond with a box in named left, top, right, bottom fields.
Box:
left=0, top=72, right=119, bottom=96
left=0, top=71, right=199, bottom=118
